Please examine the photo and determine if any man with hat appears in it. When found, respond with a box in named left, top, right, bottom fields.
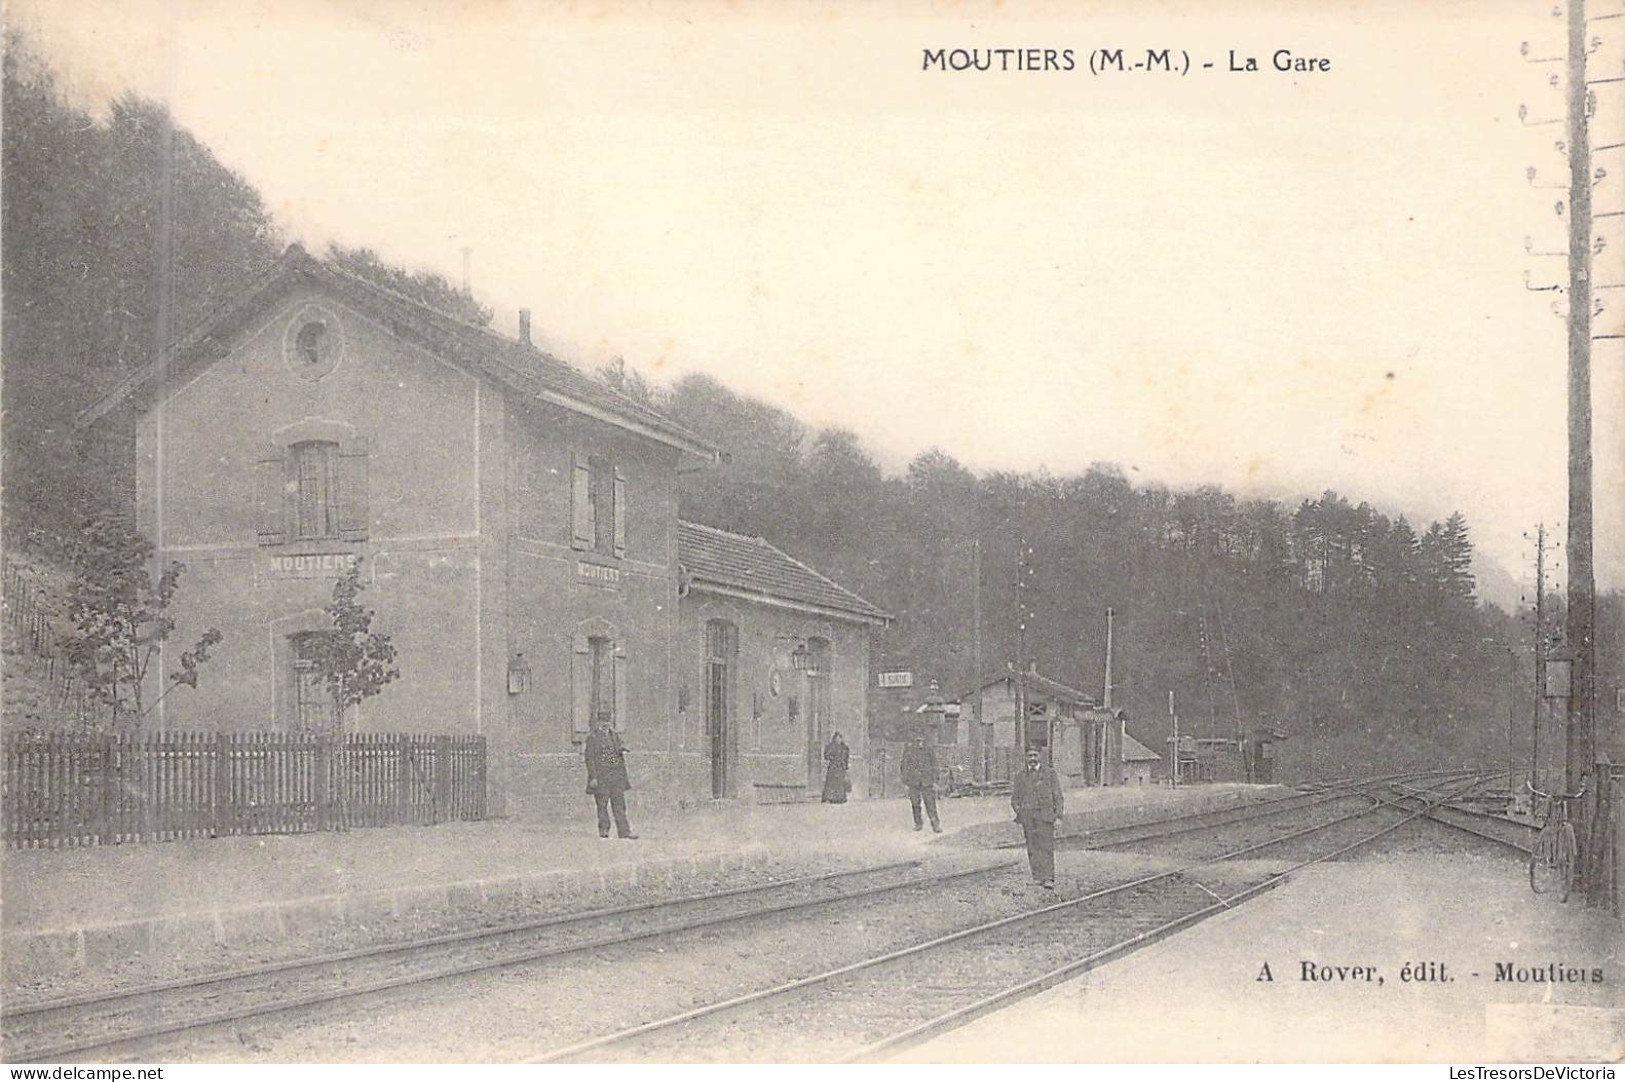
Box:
left=900, top=729, right=942, bottom=833
left=1011, top=745, right=1064, bottom=888
left=585, top=717, right=638, bottom=839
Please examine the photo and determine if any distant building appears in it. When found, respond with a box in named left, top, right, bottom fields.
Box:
left=81, top=244, right=889, bottom=814
left=1122, top=732, right=1163, bottom=786
left=1167, top=727, right=1287, bottom=784
left=956, top=665, right=1123, bottom=788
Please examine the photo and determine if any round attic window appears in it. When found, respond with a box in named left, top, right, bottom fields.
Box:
left=282, top=305, right=344, bottom=381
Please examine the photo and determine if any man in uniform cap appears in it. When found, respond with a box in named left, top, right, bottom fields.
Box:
left=585, top=717, right=637, bottom=839
left=900, top=729, right=942, bottom=833
left=1011, top=745, right=1064, bottom=888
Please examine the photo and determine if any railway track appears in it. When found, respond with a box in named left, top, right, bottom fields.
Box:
left=528, top=773, right=1490, bottom=1063
left=4, top=855, right=1016, bottom=1062
left=1043, top=768, right=1478, bottom=855
left=1380, top=781, right=1531, bottom=855
left=10, top=772, right=1497, bottom=1063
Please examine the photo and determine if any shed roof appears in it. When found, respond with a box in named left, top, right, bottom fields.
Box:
left=960, top=668, right=1099, bottom=708
left=677, top=520, right=891, bottom=625
left=1122, top=733, right=1163, bottom=762
left=79, top=245, right=718, bottom=461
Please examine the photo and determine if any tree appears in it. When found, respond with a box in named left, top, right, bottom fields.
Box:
left=325, top=244, right=492, bottom=328
left=58, top=521, right=222, bottom=729
left=4, top=39, right=282, bottom=550
left=301, top=560, right=399, bottom=735
left=1434, top=511, right=1476, bottom=603
left=598, top=356, right=661, bottom=409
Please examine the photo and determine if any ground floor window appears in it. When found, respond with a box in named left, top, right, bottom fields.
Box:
left=590, top=635, right=614, bottom=729
left=290, top=633, right=335, bottom=734
left=573, top=630, right=625, bottom=739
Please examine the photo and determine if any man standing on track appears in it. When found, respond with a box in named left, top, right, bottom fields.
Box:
left=585, top=717, right=638, bottom=839
left=900, top=730, right=942, bottom=833
left=1012, top=745, right=1064, bottom=888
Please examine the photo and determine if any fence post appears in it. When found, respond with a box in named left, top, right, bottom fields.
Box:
left=434, top=735, right=450, bottom=824
left=396, top=734, right=410, bottom=823
left=212, top=733, right=227, bottom=837
left=315, top=737, right=331, bottom=833
left=98, top=734, right=115, bottom=846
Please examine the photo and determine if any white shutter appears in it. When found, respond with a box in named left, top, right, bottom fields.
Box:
left=337, top=436, right=370, bottom=541
left=255, top=445, right=288, bottom=545
left=571, top=452, right=593, bottom=550
left=612, top=466, right=627, bottom=559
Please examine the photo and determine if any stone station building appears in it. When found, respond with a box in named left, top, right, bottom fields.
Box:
left=82, top=245, right=889, bottom=816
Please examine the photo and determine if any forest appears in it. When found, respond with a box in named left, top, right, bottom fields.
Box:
left=5, top=38, right=1618, bottom=779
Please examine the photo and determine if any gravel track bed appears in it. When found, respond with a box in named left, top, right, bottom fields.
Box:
left=590, top=871, right=1284, bottom=1062
left=77, top=851, right=1213, bottom=1063
left=945, top=785, right=1296, bottom=850
left=4, top=853, right=870, bottom=1009
left=1064, top=791, right=1372, bottom=849
left=1088, top=798, right=1394, bottom=863
left=1220, top=806, right=1423, bottom=863
left=1358, top=817, right=1530, bottom=860
left=6, top=856, right=1000, bottom=1061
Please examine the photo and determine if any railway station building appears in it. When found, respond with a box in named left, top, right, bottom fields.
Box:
left=83, top=245, right=889, bottom=816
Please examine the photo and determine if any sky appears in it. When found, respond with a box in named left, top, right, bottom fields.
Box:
left=9, top=0, right=1624, bottom=605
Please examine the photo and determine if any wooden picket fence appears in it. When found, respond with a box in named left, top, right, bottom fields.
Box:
left=2, top=731, right=487, bottom=849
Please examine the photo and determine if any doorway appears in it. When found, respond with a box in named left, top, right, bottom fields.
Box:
left=704, top=620, right=737, bottom=799
left=803, top=638, right=830, bottom=790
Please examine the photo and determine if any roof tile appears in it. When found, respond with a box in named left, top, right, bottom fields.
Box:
left=678, top=521, right=890, bottom=623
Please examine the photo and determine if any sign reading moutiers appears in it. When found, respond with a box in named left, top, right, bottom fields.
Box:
left=264, top=551, right=361, bottom=579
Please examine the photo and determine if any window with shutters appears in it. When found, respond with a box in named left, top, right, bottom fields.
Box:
left=293, top=441, right=339, bottom=539
left=571, top=452, right=626, bottom=558
left=255, top=430, right=369, bottom=546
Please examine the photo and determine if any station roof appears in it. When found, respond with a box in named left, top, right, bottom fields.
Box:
left=78, top=245, right=719, bottom=462
left=677, top=520, right=891, bottom=626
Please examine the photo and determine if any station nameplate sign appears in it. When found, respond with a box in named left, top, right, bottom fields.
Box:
left=576, top=561, right=621, bottom=588
left=267, top=552, right=359, bottom=579
left=877, top=671, right=914, bottom=688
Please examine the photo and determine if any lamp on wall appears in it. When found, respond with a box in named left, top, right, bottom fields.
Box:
left=790, top=643, right=811, bottom=672
left=507, top=653, right=531, bottom=696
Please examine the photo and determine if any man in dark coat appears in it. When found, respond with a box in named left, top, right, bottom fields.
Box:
left=585, top=719, right=637, bottom=839
left=900, top=731, right=941, bottom=833
left=1011, top=745, right=1064, bottom=888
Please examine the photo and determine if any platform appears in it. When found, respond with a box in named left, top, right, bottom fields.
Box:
left=1, top=783, right=1271, bottom=983
left=897, top=851, right=1624, bottom=1063
left=0, top=779, right=1267, bottom=981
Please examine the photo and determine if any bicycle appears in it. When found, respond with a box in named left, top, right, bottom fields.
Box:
left=1528, top=779, right=1586, bottom=903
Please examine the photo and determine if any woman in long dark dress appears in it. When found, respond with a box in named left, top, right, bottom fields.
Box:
left=822, top=732, right=851, bottom=803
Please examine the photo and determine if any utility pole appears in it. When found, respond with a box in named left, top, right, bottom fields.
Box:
left=1015, top=540, right=1031, bottom=752
left=1102, top=607, right=1115, bottom=711
left=1103, top=607, right=1116, bottom=788
left=1562, top=0, right=1596, bottom=798
left=1169, top=690, right=1179, bottom=789
left=1507, top=646, right=1517, bottom=797
left=972, top=539, right=983, bottom=782
left=1532, top=523, right=1547, bottom=794
left=1198, top=604, right=1219, bottom=739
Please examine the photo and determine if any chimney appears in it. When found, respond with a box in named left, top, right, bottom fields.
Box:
left=518, top=308, right=532, bottom=346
